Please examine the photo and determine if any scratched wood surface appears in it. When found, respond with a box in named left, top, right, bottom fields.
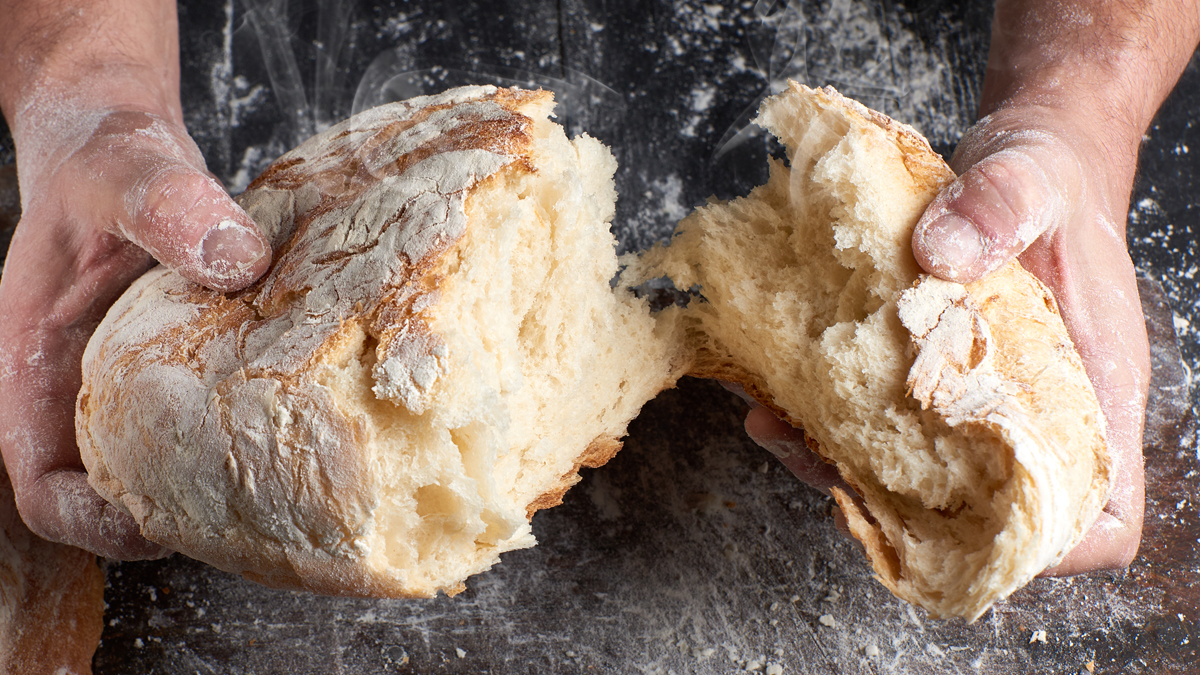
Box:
left=1, top=1, right=1197, bottom=673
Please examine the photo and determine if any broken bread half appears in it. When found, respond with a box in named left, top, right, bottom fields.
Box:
left=627, top=82, right=1109, bottom=621
left=76, top=86, right=686, bottom=597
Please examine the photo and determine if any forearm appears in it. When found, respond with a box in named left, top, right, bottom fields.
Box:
left=0, top=0, right=182, bottom=131
left=984, top=0, right=1200, bottom=143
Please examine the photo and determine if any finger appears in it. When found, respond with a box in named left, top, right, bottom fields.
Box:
left=1050, top=362, right=1147, bottom=573
left=1042, top=511, right=1142, bottom=577
left=0, top=318, right=170, bottom=559
left=743, top=407, right=844, bottom=494
left=19, top=469, right=171, bottom=561
left=0, top=461, right=106, bottom=673
left=0, top=381, right=170, bottom=560
left=0, top=218, right=168, bottom=559
left=77, top=111, right=271, bottom=292
left=719, top=380, right=760, bottom=408
left=743, top=407, right=858, bottom=544
left=125, top=165, right=271, bottom=291
left=912, top=131, right=1081, bottom=283
left=830, top=505, right=863, bottom=552
left=1042, top=389, right=1144, bottom=576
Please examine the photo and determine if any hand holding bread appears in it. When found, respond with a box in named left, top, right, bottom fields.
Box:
left=901, top=0, right=1192, bottom=574
left=744, top=0, right=1200, bottom=582
left=747, top=91, right=1152, bottom=581
left=912, top=106, right=1150, bottom=576
left=77, top=86, right=686, bottom=598
left=0, top=0, right=273, bottom=563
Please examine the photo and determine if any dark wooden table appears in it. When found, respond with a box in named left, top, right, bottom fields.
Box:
left=2, top=1, right=1197, bottom=673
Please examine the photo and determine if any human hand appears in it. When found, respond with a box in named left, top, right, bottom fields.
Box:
left=746, top=0, right=1200, bottom=576
left=908, top=0, right=1200, bottom=574
left=911, top=106, right=1149, bottom=575
left=0, top=0, right=273, bottom=559
left=0, top=96, right=272, bottom=559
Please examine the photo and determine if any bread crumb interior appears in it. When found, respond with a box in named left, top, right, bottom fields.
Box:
left=315, top=116, right=677, bottom=595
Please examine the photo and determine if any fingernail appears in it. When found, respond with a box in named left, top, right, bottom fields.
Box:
left=200, top=220, right=267, bottom=279
left=757, top=437, right=797, bottom=460
left=922, top=213, right=983, bottom=275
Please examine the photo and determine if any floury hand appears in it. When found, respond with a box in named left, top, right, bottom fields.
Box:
left=0, top=0, right=271, bottom=559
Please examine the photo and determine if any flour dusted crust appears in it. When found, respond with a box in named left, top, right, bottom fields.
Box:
left=631, top=82, right=1108, bottom=620
left=77, top=86, right=682, bottom=597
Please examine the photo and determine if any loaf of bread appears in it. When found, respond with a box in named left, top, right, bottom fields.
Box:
left=76, top=86, right=685, bottom=597
left=628, top=82, right=1108, bottom=620
left=77, top=83, right=1107, bottom=620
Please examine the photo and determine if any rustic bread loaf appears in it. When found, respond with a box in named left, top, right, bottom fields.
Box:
left=77, top=83, right=1107, bottom=620
left=628, top=82, right=1108, bottom=621
left=76, top=86, right=685, bottom=597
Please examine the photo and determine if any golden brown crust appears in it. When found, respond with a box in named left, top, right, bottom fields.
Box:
left=525, top=437, right=624, bottom=520
left=687, top=361, right=793, bottom=426
left=831, top=486, right=901, bottom=582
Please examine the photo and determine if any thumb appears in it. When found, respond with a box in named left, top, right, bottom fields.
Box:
left=912, top=130, right=1081, bottom=283
left=79, top=111, right=272, bottom=292
left=123, top=165, right=271, bottom=292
